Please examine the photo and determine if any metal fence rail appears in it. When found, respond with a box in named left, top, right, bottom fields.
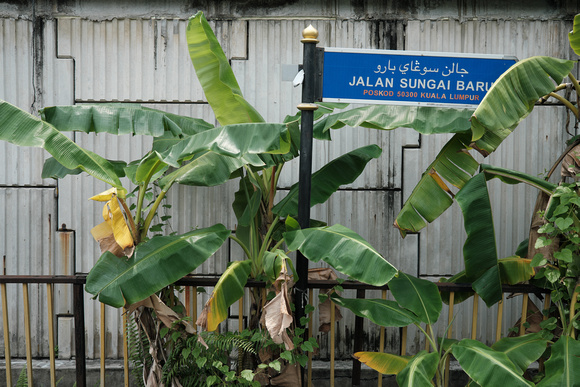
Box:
left=0, top=275, right=549, bottom=387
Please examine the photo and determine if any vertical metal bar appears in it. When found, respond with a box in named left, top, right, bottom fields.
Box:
left=123, top=309, right=129, bottom=387
left=100, top=303, right=106, bottom=387
left=47, top=284, right=57, bottom=387
left=73, top=282, right=86, bottom=387
left=471, top=294, right=479, bottom=340
left=238, top=296, right=244, bottom=332
left=445, top=292, right=455, bottom=387
left=185, top=285, right=191, bottom=318
left=1, top=281, right=12, bottom=387
left=496, top=294, right=504, bottom=342
left=520, top=293, right=529, bottom=336
left=193, top=286, right=197, bottom=333
left=295, top=25, right=319, bottom=341
left=23, top=283, right=33, bottom=386
left=378, top=289, right=386, bottom=387
left=400, top=326, right=407, bottom=356
left=308, top=288, right=313, bottom=387
left=330, top=298, right=335, bottom=387
left=352, top=289, right=365, bottom=386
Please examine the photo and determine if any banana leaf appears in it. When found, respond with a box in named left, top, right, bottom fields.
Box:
left=313, top=104, right=474, bottom=141
left=284, top=224, right=397, bottom=286
left=272, top=144, right=382, bottom=217
left=85, top=224, right=230, bottom=307
left=158, top=151, right=247, bottom=190
left=396, top=350, right=439, bottom=387
left=536, top=336, right=580, bottom=387
left=42, top=157, right=127, bottom=180
left=394, top=131, right=478, bottom=236
left=569, top=14, right=580, bottom=56
left=330, top=293, right=419, bottom=327
left=186, top=12, right=264, bottom=125
left=353, top=351, right=410, bottom=375
left=0, top=99, right=123, bottom=188
left=41, top=104, right=214, bottom=137
left=455, top=172, right=502, bottom=307
left=388, top=272, right=442, bottom=325
left=232, top=175, right=263, bottom=227
left=491, top=333, right=548, bottom=373
left=201, top=260, right=252, bottom=332
left=156, top=123, right=290, bottom=167
left=471, top=56, right=575, bottom=154
left=452, top=339, right=534, bottom=387
left=440, top=256, right=535, bottom=305
left=481, top=164, right=557, bottom=194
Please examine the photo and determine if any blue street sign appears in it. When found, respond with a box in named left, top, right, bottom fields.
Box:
left=322, top=48, right=517, bottom=107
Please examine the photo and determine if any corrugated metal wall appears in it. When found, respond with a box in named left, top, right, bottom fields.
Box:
left=0, top=1, right=577, bottom=359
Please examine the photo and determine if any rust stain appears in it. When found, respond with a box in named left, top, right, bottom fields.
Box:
left=58, top=226, right=73, bottom=275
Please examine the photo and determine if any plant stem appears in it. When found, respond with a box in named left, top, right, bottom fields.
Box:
left=141, top=189, right=167, bottom=240
left=229, top=235, right=252, bottom=260
left=135, top=159, right=163, bottom=227
left=569, top=73, right=580, bottom=99
left=548, top=92, right=579, bottom=118
left=415, top=323, right=438, bottom=353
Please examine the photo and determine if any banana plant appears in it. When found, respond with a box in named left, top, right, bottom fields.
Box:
left=333, top=271, right=549, bottom=387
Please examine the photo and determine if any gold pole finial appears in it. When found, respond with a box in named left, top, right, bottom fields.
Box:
left=301, top=25, right=319, bottom=44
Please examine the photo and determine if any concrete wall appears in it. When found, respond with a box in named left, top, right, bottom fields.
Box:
left=0, top=0, right=577, bottom=359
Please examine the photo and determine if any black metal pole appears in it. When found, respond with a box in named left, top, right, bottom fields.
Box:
left=352, top=289, right=365, bottom=386
left=73, top=281, right=86, bottom=387
left=296, top=25, right=319, bottom=387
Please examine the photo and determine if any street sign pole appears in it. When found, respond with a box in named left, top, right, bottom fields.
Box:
left=296, top=25, right=318, bottom=386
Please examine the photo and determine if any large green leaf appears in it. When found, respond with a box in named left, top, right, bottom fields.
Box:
left=272, top=144, right=382, bottom=217
left=0, top=99, right=123, bottom=188
left=491, top=333, right=548, bottom=373
left=86, top=224, right=230, bottom=307
left=157, top=123, right=290, bottom=167
left=158, top=151, right=246, bottom=189
left=481, top=164, right=557, bottom=195
left=396, top=350, right=439, bottom=387
left=204, top=260, right=252, bottom=332
left=313, top=104, right=474, bottom=140
left=232, top=176, right=262, bottom=227
left=394, top=132, right=479, bottom=236
left=537, top=336, right=580, bottom=387
left=42, top=157, right=128, bottom=180
left=41, top=104, right=214, bottom=137
left=569, top=14, right=580, bottom=56
left=453, top=339, right=533, bottom=387
left=471, top=56, right=575, bottom=154
left=440, top=256, right=535, bottom=305
left=186, top=12, right=264, bottom=125
left=353, top=352, right=410, bottom=375
left=284, top=224, right=397, bottom=286
left=388, top=272, right=442, bottom=325
left=497, top=256, right=535, bottom=285
left=330, top=294, right=419, bottom=327
left=455, top=172, right=502, bottom=307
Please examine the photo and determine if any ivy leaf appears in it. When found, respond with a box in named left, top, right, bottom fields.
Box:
left=554, top=248, right=573, bottom=263
left=531, top=253, right=547, bottom=267
left=555, top=217, right=574, bottom=231
left=535, top=237, right=553, bottom=249
left=545, top=267, right=561, bottom=283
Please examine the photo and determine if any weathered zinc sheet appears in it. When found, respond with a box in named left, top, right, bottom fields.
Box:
left=0, top=1, right=577, bottom=359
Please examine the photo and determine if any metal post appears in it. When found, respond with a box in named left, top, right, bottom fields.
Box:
left=296, top=24, right=319, bottom=387
left=352, top=289, right=365, bottom=386
left=73, top=281, right=86, bottom=387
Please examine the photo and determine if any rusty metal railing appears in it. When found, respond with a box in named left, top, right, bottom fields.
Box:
left=0, top=275, right=549, bottom=387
